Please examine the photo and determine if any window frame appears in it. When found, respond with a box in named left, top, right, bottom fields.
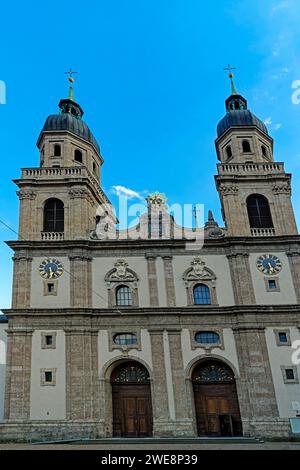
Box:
left=115, top=284, right=133, bottom=306
left=109, top=329, right=141, bottom=352
left=246, top=194, right=273, bottom=229
left=281, top=365, right=299, bottom=384
left=190, top=328, right=224, bottom=351
left=274, top=329, right=291, bottom=347
left=40, top=368, right=57, bottom=386
left=41, top=332, right=57, bottom=349
left=43, top=198, right=64, bottom=233
left=193, top=283, right=212, bottom=305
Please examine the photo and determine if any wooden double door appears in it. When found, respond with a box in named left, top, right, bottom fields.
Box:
left=193, top=383, right=242, bottom=437
left=112, top=384, right=153, bottom=437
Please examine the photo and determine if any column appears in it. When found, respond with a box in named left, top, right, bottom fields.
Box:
left=233, top=327, right=279, bottom=434
left=149, top=330, right=171, bottom=436
left=227, top=252, right=256, bottom=304
left=145, top=254, right=159, bottom=307
left=69, top=255, right=93, bottom=308
left=11, top=255, right=32, bottom=308
left=4, top=328, right=33, bottom=420
left=162, top=256, right=176, bottom=307
left=167, top=330, right=194, bottom=436
left=287, top=251, right=300, bottom=303
left=65, top=327, right=100, bottom=421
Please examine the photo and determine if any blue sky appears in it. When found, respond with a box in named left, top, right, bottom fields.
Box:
left=1, top=0, right=300, bottom=309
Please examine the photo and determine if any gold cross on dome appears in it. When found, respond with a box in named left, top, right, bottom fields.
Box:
left=64, top=68, right=78, bottom=83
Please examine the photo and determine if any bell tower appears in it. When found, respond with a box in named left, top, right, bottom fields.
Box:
left=14, top=73, right=114, bottom=241
left=215, top=67, right=297, bottom=237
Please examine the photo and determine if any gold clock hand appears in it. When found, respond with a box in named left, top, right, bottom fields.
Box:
left=49, top=266, right=53, bottom=278
left=268, top=262, right=274, bottom=273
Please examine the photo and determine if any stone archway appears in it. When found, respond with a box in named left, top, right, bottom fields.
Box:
left=110, top=361, right=153, bottom=437
left=192, top=360, right=243, bottom=437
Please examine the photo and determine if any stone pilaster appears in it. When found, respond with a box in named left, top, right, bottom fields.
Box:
left=167, top=330, right=194, bottom=436
left=69, top=255, right=93, bottom=308
left=65, top=327, right=100, bottom=420
left=287, top=251, right=300, bottom=303
left=227, top=252, right=255, bottom=304
left=16, top=189, right=37, bottom=240
left=11, top=256, right=32, bottom=308
left=145, top=254, right=159, bottom=307
left=149, top=330, right=171, bottom=435
left=4, top=328, right=33, bottom=420
left=233, top=326, right=279, bottom=434
left=162, top=256, right=176, bottom=307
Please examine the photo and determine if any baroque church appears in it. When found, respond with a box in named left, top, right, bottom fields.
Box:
left=0, top=70, right=300, bottom=441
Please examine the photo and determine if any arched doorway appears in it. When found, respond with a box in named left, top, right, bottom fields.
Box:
left=192, top=360, right=242, bottom=437
left=111, top=361, right=153, bottom=437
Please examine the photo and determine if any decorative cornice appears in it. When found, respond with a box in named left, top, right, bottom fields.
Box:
left=16, top=189, right=37, bottom=200
left=219, top=184, right=239, bottom=195
left=69, top=188, right=89, bottom=198
left=272, top=182, right=291, bottom=194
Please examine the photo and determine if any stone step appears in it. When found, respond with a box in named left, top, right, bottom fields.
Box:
left=33, top=436, right=263, bottom=445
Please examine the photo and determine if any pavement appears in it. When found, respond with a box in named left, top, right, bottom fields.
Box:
left=0, top=441, right=300, bottom=450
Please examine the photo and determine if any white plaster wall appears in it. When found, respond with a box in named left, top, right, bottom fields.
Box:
left=266, top=327, right=300, bottom=418
left=0, top=322, right=7, bottom=421
left=98, top=329, right=153, bottom=376
left=181, top=328, right=240, bottom=375
left=30, top=330, right=66, bottom=420
left=173, top=255, right=235, bottom=306
left=249, top=253, right=297, bottom=304
left=31, top=257, right=70, bottom=308
left=93, top=257, right=150, bottom=308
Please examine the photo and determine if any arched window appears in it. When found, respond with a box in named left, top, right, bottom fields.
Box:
left=116, top=285, right=132, bottom=306
left=192, top=361, right=235, bottom=383
left=261, top=145, right=267, bottom=157
left=193, top=284, right=211, bottom=305
left=111, top=362, right=150, bottom=383
left=43, top=198, right=64, bottom=232
left=242, top=140, right=251, bottom=153
left=225, top=145, right=232, bottom=159
left=74, top=149, right=83, bottom=163
left=195, top=331, right=220, bottom=344
left=113, top=333, right=137, bottom=346
left=247, top=194, right=273, bottom=228
left=54, top=144, right=61, bottom=157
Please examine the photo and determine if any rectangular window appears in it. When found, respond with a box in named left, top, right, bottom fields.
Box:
left=47, top=283, right=55, bottom=293
left=278, top=332, right=288, bottom=343
left=45, top=371, right=53, bottom=383
left=286, top=369, right=295, bottom=381
left=268, top=279, right=277, bottom=290
left=45, top=335, right=53, bottom=346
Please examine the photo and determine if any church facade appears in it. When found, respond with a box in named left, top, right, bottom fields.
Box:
left=1, top=75, right=300, bottom=441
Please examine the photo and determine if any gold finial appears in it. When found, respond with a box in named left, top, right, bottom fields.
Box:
left=64, top=68, right=78, bottom=101
left=223, top=64, right=238, bottom=95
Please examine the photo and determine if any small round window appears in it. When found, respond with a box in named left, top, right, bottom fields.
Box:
left=113, top=333, right=137, bottom=346
left=195, top=331, right=220, bottom=344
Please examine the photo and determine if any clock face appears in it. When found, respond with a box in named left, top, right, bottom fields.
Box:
left=39, top=258, right=64, bottom=279
left=256, top=254, right=282, bottom=276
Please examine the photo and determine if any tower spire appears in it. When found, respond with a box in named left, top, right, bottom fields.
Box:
left=64, top=68, right=78, bottom=101
left=224, top=64, right=237, bottom=95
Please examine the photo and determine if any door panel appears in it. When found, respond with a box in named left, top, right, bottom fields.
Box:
left=193, top=383, right=242, bottom=437
left=112, top=384, right=152, bottom=437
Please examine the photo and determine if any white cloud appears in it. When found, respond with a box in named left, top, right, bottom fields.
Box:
left=281, top=67, right=289, bottom=73
left=271, top=1, right=289, bottom=12
left=111, top=185, right=145, bottom=201
left=264, top=117, right=272, bottom=125
left=274, top=123, right=282, bottom=130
